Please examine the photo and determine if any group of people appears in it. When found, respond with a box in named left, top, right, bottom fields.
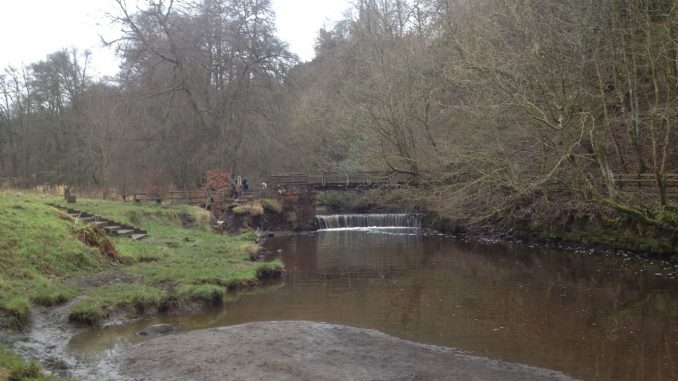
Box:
left=230, top=176, right=249, bottom=199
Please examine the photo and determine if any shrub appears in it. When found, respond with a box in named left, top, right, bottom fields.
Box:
left=250, top=204, right=264, bottom=217
left=232, top=206, right=250, bottom=215
left=261, top=198, right=283, bottom=214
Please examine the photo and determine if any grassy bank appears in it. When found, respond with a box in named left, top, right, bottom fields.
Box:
left=0, top=191, right=282, bottom=328
left=0, top=192, right=107, bottom=327
left=510, top=199, right=678, bottom=254
left=0, top=344, right=56, bottom=381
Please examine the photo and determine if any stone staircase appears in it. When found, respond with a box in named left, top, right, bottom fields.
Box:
left=48, top=203, right=148, bottom=241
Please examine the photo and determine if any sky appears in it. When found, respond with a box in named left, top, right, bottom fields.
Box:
left=0, top=0, right=353, bottom=78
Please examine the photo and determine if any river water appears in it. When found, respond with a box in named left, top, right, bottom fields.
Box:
left=69, top=228, right=678, bottom=381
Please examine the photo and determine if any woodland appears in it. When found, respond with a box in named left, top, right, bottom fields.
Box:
left=1, top=0, right=677, bottom=233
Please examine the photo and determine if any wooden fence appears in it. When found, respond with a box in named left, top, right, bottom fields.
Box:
left=133, top=191, right=207, bottom=205
left=614, top=173, right=678, bottom=200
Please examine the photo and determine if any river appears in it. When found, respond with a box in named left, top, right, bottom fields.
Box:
left=69, top=227, right=678, bottom=381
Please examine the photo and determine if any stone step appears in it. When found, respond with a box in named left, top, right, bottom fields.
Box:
left=49, top=203, right=150, bottom=241
left=69, top=212, right=93, bottom=218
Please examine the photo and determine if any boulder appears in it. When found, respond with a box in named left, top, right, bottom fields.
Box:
left=136, top=324, right=176, bottom=337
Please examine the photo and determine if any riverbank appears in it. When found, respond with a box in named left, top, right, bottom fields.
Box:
left=0, top=191, right=282, bottom=379
left=0, top=344, right=55, bottom=381
left=117, top=320, right=577, bottom=381
left=317, top=190, right=678, bottom=256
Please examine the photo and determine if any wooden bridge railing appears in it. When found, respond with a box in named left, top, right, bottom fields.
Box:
left=269, top=174, right=308, bottom=185
left=167, top=190, right=207, bottom=205
left=133, top=193, right=163, bottom=203
left=269, top=172, right=415, bottom=190
left=614, top=173, right=678, bottom=199
left=131, top=189, right=260, bottom=205
left=127, top=172, right=678, bottom=205
left=133, top=191, right=206, bottom=205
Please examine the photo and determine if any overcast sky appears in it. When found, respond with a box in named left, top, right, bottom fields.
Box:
left=0, top=0, right=353, bottom=78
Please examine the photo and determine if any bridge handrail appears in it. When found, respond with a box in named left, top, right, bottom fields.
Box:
left=269, top=171, right=417, bottom=188
left=614, top=173, right=678, bottom=187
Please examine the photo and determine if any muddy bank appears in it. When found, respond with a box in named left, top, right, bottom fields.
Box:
left=118, top=321, right=577, bottom=381
left=6, top=300, right=97, bottom=380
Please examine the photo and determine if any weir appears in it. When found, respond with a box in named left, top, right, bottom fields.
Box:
left=315, top=214, right=422, bottom=229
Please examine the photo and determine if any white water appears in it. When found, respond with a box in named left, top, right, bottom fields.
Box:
left=315, top=214, right=422, bottom=229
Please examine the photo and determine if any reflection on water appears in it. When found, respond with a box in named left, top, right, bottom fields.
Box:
left=70, top=230, right=678, bottom=381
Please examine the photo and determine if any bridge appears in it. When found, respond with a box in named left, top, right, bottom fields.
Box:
left=131, top=172, right=414, bottom=206
left=268, top=172, right=415, bottom=191
left=130, top=171, right=678, bottom=206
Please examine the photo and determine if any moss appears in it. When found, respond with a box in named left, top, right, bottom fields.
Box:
left=527, top=212, right=676, bottom=255
left=654, top=210, right=678, bottom=226
left=261, top=198, right=283, bottom=214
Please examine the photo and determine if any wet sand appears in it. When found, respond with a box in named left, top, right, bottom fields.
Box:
left=118, top=321, right=578, bottom=381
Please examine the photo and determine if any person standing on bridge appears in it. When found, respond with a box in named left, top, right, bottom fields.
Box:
left=243, top=178, right=250, bottom=190
left=230, top=182, right=237, bottom=199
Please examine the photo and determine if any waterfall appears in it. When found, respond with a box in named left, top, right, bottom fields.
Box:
left=316, top=214, right=422, bottom=229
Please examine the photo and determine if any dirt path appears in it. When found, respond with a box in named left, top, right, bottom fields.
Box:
left=118, top=321, right=578, bottom=381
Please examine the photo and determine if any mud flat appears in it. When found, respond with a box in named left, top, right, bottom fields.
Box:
left=117, top=321, right=577, bottom=381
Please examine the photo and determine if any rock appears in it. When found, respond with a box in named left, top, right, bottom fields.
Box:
left=136, top=324, right=176, bottom=337
left=45, top=357, right=69, bottom=370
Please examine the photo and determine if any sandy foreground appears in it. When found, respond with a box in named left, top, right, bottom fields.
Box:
left=117, top=321, right=578, bottom=381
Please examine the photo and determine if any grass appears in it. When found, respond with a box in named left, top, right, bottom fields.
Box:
left=49, top=196, right=283, bottom=324
left=0, top=191, right=283, bottom=327
left=0, top=192, right=106, bottom=326
left=0, top=344, right=55, bottom=381
left=69, top=284, right=165, bottom=323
